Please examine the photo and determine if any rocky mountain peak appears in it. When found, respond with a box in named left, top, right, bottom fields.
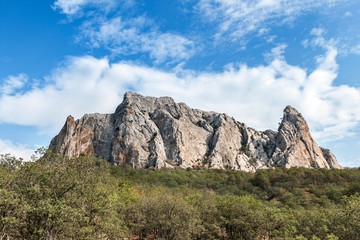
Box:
left=49, top=92, right=341, bottom=171
left=280, top=105, right=307, bottom=132
left=272, top=105, right=338, bottom=169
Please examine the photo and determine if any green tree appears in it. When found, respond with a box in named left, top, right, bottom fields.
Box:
left=0, top=154, right=26, bottom=239
left=186, top=193, right=222, bottom=239
left=127, top=194, right=200, bottom=240
left=2, top=153, right=132, bottom=239
left=337, top=194, right=360, bottom=239
left=216, top=195, right=267, bottom=239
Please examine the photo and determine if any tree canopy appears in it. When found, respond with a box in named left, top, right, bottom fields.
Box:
left=1, top=152, right=359, bottom=239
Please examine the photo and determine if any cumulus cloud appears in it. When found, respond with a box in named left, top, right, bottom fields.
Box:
left=0, top=57, right=125, bottom=131
left=1, top=42, right=360, bottom=143
left=79, top=16, right=195, bottom=63
left=196, top=0, right=350, bottom=40
left=0, top=139, right=35, bottom=161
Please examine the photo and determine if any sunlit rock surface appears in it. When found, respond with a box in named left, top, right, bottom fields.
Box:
left=49, top=92, right=341, bottom=171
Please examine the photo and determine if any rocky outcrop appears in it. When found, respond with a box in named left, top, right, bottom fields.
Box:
left=271, top=106, right=337, bottom=168
left=49, top=92, right=342, bottom=171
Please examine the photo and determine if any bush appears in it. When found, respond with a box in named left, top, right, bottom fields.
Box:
left=126, top=194, right=200, bottom=239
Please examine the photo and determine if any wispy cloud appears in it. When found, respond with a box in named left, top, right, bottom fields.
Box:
left=302, top=26, right=360, bottom=59
left=53, top=0, right=195, bottom=63
left=52, top=0, right=119, bottom=16
left=0, top=74, right=28, bottom=95
left=344, top=11, right=352, bottom=17
left=196, top=0, right=350, bottom=41
left=0, top=57, right=12, bottom=63
left=264, top=43, right=287, bottom=61
left=79, top=16, right=195, bottom=63
left=350, top=44, right=360, bottom=55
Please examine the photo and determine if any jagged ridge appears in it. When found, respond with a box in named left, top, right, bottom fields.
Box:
left=49, top=92, right=341, bottom=171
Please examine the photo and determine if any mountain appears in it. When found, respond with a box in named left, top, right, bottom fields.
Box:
left=49, top=92, right=341, bottom=171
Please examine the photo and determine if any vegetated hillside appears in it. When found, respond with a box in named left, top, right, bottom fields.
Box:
left=1, top=152, right=359, bottom=240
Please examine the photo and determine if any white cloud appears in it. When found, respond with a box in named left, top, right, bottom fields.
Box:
left=344, top=11, right=352, bottom=17
left=0, top=56, right=125, bottom=131
left=350, top=44, right=360, bottom=55
left=52, top=0, right=117, bottom=16
left=1, top=43, right=360, bottom=143
left=0, top=139, right=35, bottom=161
left=311, top=27, right=326, bottom=37
left=1, top=74, right=28, bottom=95
left=196, top=0, right=350, bottom=40
left=308, top=27, right=340, bottom=51
left=303, top=27, right=360, bottom=58
left=264, top=44, right=287, bottom=61
left=53, top=0, right=195, bottom=63
left=79, top=16, right=195, bottom=63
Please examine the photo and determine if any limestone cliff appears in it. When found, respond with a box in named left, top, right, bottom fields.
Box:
left=49, top=92, right=341, bottom=171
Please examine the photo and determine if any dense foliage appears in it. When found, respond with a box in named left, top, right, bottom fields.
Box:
left=1, top=152, right=359, bottom=239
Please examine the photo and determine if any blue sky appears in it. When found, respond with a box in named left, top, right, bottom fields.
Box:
left=1, top=0, right=360, bottom=167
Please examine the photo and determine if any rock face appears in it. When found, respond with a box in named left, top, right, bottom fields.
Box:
left=49, top=92, right=342, bottom=171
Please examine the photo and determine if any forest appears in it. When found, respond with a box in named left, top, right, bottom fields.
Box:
left=1, top=151, right=359, bottom=240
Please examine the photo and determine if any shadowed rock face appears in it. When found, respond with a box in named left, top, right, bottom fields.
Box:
left=49, top=92, right=342, bottom=171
